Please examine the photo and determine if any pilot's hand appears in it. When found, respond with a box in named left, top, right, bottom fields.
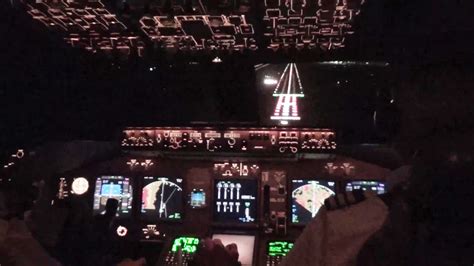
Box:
left=116, top=257, right=146, bottom=266
left=190, top=238, right=240, bottom=266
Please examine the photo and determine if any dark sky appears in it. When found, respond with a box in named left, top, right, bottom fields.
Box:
left=0, top=0, right=473, bottom=153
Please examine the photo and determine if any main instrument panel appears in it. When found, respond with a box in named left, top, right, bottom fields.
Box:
left=51, top=126, right=390, bottom=266
left=55, top=160, right=387, bottom=266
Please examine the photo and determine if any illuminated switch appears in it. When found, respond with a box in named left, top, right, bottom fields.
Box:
left=217, top=182, right=223, bottom=199
left=244, top=202, right=250, bottom=220
left=223, top=183, right=229, bottom=199
left=236, top=183, right=241, bottom=199
left=230, top=183, right=235, bottom=199
left=242, top=165, right=249, bottom=176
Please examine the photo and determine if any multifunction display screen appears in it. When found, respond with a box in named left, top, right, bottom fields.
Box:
left=214, top=179, right=257, bottom=223
left=189, top=189, right=206, bottom=208
left=93, top=176, right=133, bottom=217
left=291, top=179, right=336, bottom=224
left=142, top=177, right=183, bottom=220
left=212, top=234, right=255, bottom=266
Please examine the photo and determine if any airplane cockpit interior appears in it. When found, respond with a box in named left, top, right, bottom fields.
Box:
left=49, top=126, right=394, bottom=265
left=1, top=0, right=472, bottom=265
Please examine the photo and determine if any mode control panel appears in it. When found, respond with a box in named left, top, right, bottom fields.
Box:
left=121, top=127, right=336, bottom=154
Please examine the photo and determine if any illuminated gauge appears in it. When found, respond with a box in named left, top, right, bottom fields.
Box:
left=189, top=190, right=206, bottom=208
left=227, top=138, right=236, bottom=146
left=71, top=177, right=89, bottom=195
left=116, top=226, right=128, bottom=237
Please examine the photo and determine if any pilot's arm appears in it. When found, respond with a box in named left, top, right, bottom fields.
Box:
left=279, top=191, right=389, bottom=266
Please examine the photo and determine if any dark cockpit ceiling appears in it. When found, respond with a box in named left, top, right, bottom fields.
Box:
left=11, top=0, right=472, bottom=64
left=1, top=0, right=472, bottom=153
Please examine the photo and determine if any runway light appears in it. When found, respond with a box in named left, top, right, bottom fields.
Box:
left=270, top=64, right=302, bottom=124
left=264, top=76, right=278, bottom=85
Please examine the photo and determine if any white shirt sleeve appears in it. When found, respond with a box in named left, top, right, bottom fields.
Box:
left=279, top=196, right=389, bottom=266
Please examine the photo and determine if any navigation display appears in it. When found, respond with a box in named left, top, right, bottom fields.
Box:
left=267, top=241, right=294, bottom=257
left=93, top=176, right=133, bottom=217
left=346, top=180, right=385, bottom=195
left=212, top=234, right=255, bottom=266
left=171, top=236, right=200, bottom=253
left=214, top=179, right=257, bottom=223
left=142, top=177, right=183, bottom=220
left=291, top=179, right=336, bottom=224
